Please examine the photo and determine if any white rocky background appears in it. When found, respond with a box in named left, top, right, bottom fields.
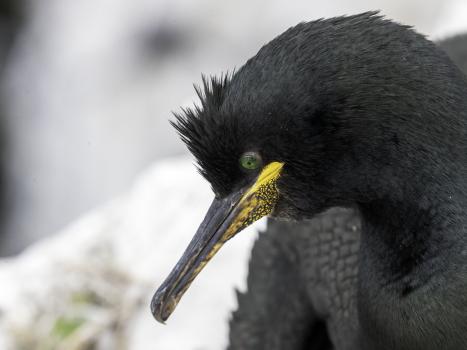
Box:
left=0, top=0, right=466, bottom=349
left=0, top=157, right=262, bottom=349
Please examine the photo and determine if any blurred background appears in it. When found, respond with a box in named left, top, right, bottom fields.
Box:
left=1, top=0, right=467, bottom=256
left=0, top=1, right=466, bottom=349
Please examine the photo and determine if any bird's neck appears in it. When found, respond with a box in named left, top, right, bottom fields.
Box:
left=356, top=188, right=467, bottom=349
left=359, top=194, right=467, bottom=288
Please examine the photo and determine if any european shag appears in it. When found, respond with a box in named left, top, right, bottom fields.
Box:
left=151, top=12, right=467, bottom=350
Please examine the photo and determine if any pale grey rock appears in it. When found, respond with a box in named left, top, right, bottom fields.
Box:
left=0, top=157, right=261, bottom=349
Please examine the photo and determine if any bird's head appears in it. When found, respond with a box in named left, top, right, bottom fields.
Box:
left=151, top=12, right=467, bottom=322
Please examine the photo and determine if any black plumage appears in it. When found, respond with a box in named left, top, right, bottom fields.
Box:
left=229, top=208, right=359, bottom=350
left=229, top=26, right=467, bottom=350
left=155, top=12, right=467, bottom=350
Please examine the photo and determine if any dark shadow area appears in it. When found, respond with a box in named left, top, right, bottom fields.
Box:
left=438, top=34, right=467, bottom=74
left=301, top=320, right=333, bottom=350
left=0, top=0, right=23, bottom=253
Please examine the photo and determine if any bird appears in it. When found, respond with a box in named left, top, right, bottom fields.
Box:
left=227, top=30, right=467, bottom=350
left=151, top=12, right=467, bottom=350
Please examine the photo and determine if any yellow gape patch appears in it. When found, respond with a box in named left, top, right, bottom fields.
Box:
left=224, top=161, right=284, bottom=240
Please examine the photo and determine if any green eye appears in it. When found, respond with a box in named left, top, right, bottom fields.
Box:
left=240, top=152, right=262, bottom=170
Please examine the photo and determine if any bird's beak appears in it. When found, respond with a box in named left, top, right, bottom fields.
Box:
left=151, top=161, right=284, bottom=323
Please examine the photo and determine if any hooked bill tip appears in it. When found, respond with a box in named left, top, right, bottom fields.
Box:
left=151, top=290, right=178, bottom=324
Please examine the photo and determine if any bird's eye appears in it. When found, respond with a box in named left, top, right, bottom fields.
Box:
left=239, top=152, right=262, bottom=171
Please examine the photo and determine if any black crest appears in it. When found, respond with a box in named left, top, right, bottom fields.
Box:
left=171, top=73, right=242, bottom=195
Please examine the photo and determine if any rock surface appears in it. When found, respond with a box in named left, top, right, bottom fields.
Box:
left=0, top=157, right=261, bottom=349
